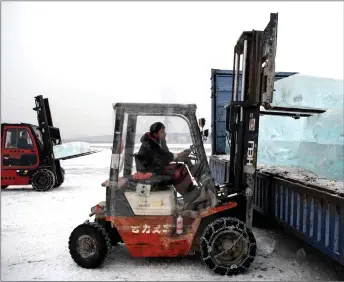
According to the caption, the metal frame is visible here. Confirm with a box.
[227,17,273,229]
[32,95,62,169]
[106,102,217,217]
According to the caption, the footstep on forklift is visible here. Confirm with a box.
[1,95,99,191]
[68,13,325,275]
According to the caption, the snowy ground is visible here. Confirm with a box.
[1,147,344,281]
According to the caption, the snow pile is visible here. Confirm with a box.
[257,74,344,181]
[53,142,92,159]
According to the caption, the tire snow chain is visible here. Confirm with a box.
[200,217,256,274]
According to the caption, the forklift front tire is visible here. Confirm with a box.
[31,169,56,192]
[69,222,112,269]
[200,217,256,276]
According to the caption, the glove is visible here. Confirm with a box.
[177,151,188,159]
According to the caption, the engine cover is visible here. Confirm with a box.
[125,186,176,216]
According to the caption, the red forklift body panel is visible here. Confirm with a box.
[1,125,41,186]
[1,170,31,186]
[107,202,237,258]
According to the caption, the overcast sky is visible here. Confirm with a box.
[1,1,343,139]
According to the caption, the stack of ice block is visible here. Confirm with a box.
[53,142,92,159]
[257,74,344,181]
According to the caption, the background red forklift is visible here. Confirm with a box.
[1,95,98,191]
[68,13,325,275]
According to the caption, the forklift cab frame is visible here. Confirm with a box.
[105,103,218,217]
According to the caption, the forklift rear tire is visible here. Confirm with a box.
[69,222,112,269]
[31,169,56,192]
[1,185,9,189]
[200,217,256,276]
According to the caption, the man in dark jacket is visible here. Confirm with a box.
[136,122,190,174]
[136,122,218,214]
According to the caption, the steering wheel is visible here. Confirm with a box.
[175,145,198,164]
[190,144,197,156]
[186,145,198,162]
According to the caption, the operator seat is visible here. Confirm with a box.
[132,153,194,195]
[123,153,176,216]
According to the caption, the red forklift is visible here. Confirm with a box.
[67,13,325,275]
[1,95,99,191]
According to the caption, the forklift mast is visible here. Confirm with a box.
[228,13,278,194]
[227,13,325,228]
[33,95,62,166]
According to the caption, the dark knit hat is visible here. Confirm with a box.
[149,122,165,134]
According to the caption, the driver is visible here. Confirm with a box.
[136,122,190,174]
[18,131,33,149]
